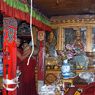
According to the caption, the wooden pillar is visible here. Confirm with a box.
[56,26,64,50]
[32,26,38,45]
[86,26,92,52]
[37,31,45,93]
[3,17,17,95]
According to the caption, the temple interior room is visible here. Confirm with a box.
[0,0,95,95]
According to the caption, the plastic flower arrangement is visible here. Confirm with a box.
[58,43,89,70]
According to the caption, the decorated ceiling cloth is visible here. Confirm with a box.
[0,0,51,31]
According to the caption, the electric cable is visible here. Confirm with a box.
[27,0,34,65]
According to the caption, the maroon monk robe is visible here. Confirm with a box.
[17,49,38,95]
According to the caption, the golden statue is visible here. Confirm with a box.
[46,31,57,57]
[74,30,84,50]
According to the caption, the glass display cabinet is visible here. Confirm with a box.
[45,15,95,84]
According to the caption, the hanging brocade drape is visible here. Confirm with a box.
[0,0,51,31]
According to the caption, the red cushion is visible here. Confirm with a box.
[81,82,95,95]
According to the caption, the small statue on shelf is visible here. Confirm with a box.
[74,35,84,51]
[73,31,89,70]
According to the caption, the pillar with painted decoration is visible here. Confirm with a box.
[3,17,17,95]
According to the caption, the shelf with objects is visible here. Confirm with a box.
[44,15,95,94]
[45,30,60,84]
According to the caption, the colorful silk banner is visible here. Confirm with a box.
[3,17,17,95]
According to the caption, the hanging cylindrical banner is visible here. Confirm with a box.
[38,31,45,80]
[38,31,45,92]
[3,17,17,95]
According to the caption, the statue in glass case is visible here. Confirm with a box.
[73,31,89,70]
[46,31,57,57]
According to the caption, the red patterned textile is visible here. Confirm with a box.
[17,49,38,95]
[81,82,95,95]
[3,17,17,95]
[38,41,45,80]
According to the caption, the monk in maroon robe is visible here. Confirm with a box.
[17,38,38,95]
